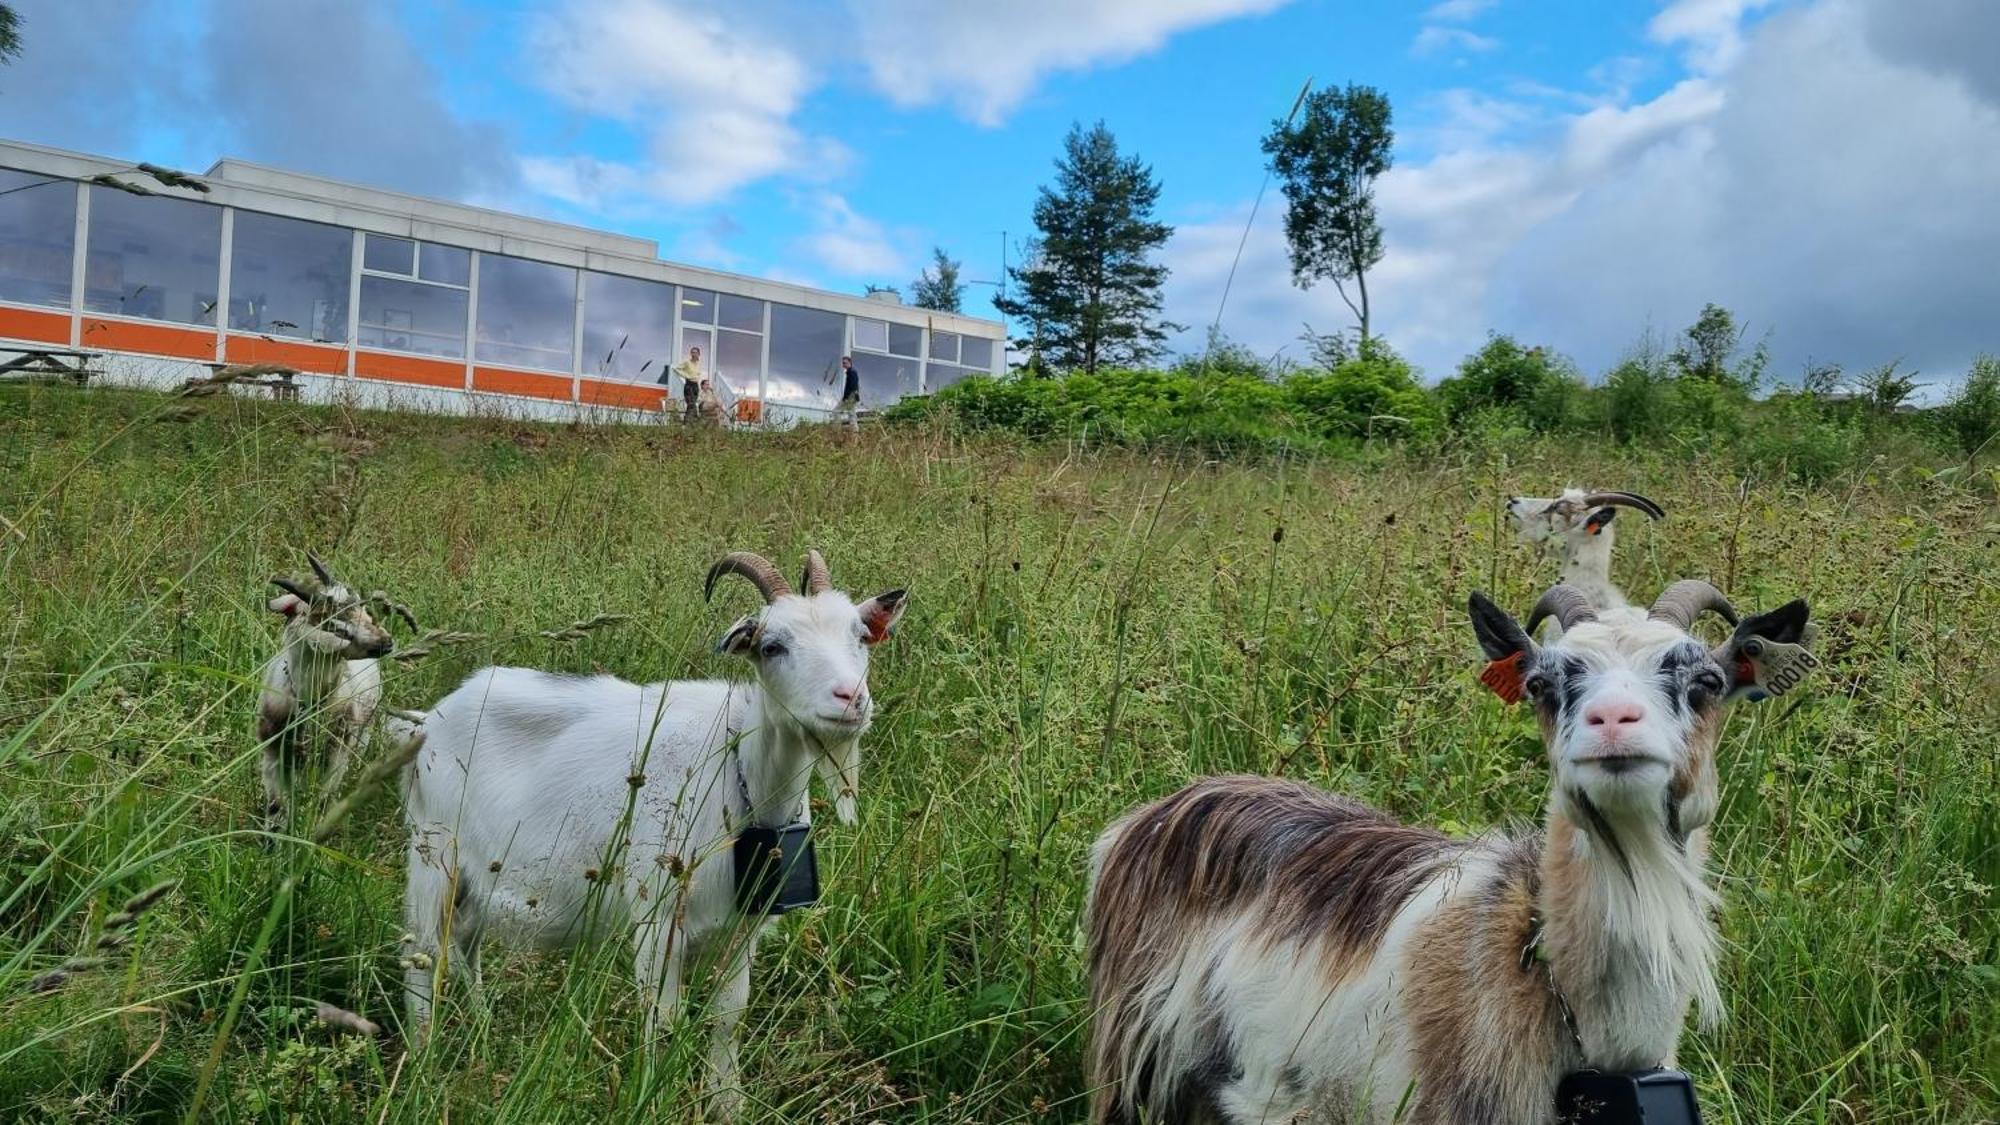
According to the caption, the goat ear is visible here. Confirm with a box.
[1583,507,1616,536]
[716,616,761,658]
[1469,592,1535,704]
[1718,598,1816,702]
[858,589,907,646]
[268,594,305,616]
[302,628,350,654]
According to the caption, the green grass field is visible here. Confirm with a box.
[1,384,1994,1123]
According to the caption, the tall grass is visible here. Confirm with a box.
[0,384,1994,1122]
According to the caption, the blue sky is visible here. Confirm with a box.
[4,0,1996,387]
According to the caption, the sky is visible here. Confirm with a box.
[2,0,1995,389]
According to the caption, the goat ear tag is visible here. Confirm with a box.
[1728,637,1818,702]
[1479,651,1528,704]
[268,594,304,616]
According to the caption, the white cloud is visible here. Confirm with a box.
[849,0,1292,126]
[1412,25,1501,58]
[523,0,841,207]
[1647,0,1779,74]
[793,193,913,279]
[1424,0,1498,20]
[1166,0,2000,388]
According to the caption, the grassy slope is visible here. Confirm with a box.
[0,384,1993,1123]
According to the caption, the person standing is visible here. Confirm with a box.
[834,355,861,431]
[671,345,704,423]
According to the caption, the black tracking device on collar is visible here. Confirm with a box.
[733,823,819,915]
[1557,1068,1702,1124]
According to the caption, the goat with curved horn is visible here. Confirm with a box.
[704,552,793,604]
[801,549,832,596]
[1648,579,1739,631]
[1524,584,1598,636]
[307,551,338,586]
[271,576,318,602]
[1580,490,1666,520]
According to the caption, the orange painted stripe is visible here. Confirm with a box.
[80,317,217,360]
[579,379,668,410]
[225,334,348,375]
[0,305,74,346]
[355,349,465,389]
[473,367,574,402]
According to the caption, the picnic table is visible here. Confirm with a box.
[194,361,301,400]
[0,348,96,383]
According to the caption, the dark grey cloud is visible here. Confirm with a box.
[0,0,513,201]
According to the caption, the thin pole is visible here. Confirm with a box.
[1209,77,1312,356]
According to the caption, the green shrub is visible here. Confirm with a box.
[1433,334,1581,433]
[1943,355,2000,458]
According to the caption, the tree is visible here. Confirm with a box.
[1672,303,1744,384]
[1433,334,1577,430]
[1854,361,1921,413]
[0,4,20,65]
[1262,84,1394,343]
[995,121,1176,375]
[909,247,964,313]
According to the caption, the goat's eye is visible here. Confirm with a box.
[1523,673,1549,698]
[758,640,786,659]
[1692,669,1726,696]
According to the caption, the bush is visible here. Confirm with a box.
[1433,334,1581,432]
[1942,355,2000,457]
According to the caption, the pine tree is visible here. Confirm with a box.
[909,248,964,313]
[996,122,1176,375]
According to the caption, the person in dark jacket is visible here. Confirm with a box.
[834,355,861,430]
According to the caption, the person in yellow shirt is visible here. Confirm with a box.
[670,345,703,422]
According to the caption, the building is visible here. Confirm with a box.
[0,139,1005,422]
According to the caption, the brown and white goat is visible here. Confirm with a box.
[1507,489,1665,613]
[1085,580,1813,1124]
[257,553,395,831]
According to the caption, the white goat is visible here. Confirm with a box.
[399,550,906,1116]
[1085,580,1813,1124]
[258,553,395,831]
[1506,489,1665,613]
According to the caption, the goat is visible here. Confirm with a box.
[1506,489,1665,613]
[399,550,906,1117]
[258,553,394,832]
[1085,580,1813,1124]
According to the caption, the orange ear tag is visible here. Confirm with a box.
[1479,651,1528,703]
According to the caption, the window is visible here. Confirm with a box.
[364,234,414,274]
[715,329,761,398]
[961,336,994,371]
[583,271,674,382]
[850,353,920,404]
[359,232,470,358]
[475,253,576,372]
[680,287,715,324]
[853,317,888,353]
[888,323,922,358]
[717,293,762,332]
[358,277,468,358]
[765,303,845,406]
[927,364,978,393]
[0,170,77,308]
[930,330,960,365]
[228,211,351,343]
[83,186,222,325]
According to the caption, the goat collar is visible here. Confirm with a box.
[727,721,807,830]
[1522,909,1586,1058]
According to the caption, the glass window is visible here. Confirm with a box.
[420,243,470,286]
[927,363,977,393]
[358,275,468,358]
[680,287,714,324]
[715,329,761,398]
[961,336,994,370]
[0,170,77,308]
[583,270,675,382]
[853,317,888,353]
[364,234,415,275]
[680,327,713,385]
[888,322,922,358]
[83,186,221,325]
[475,253,576,372]
[851,352,919,406]
[765,303,845,406]
[930,330,960,364]
[228,211,351,343]
[717,293,762,332]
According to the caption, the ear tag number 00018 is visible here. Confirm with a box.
[733,823,820,915]
[1556,1068,1701,1125]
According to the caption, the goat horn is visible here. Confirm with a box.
[801,549,831,596]
[271,576,316,601]
[1580,491,1666,520]
[306,552,337,585]
[1524,585,1598,636]
[1647,579,1738,631]
[704,552,792,604]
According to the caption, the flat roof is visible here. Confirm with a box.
[0,137,1003,337]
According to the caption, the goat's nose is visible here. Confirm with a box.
[831,684,859,704]
[1583,699,1645,728]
